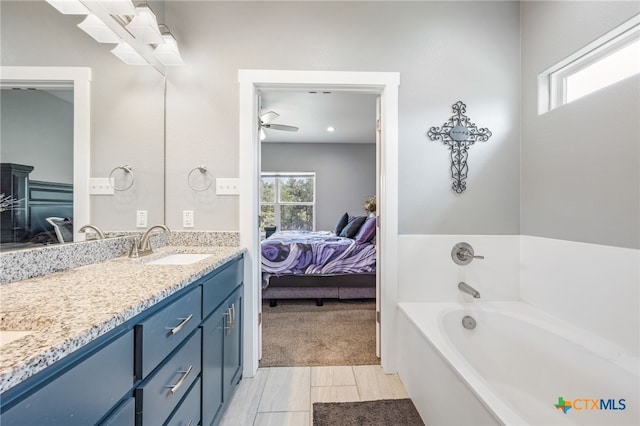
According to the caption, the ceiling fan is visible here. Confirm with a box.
[259,111,298,140]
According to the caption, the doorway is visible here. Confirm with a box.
[239,70,400,377]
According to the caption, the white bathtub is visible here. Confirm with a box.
[397,302,639,425]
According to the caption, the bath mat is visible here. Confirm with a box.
[260,299,379,367]
[313,398,424,426]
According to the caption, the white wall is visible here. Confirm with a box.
[520,1,640,249]
[398,235,520,302]
[163,1,521,235]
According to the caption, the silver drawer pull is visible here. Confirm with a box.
[165,365,193,395]
[166,314,193,337]
[224,308,232,334]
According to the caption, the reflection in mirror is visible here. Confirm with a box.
[0,67,91,252]
[1,1,166,251]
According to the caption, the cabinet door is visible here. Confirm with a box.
[201,303,225,426]
[223,285,243,403]
[1,330,133,426]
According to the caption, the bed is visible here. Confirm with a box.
[261,214,377,306]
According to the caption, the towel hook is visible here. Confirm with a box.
[108,165,134,191]
[187,165,213,191]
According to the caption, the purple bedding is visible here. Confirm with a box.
[261,230,376,276]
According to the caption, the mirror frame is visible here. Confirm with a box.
[0,66,91,241]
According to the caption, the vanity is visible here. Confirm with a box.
[0,245,245,426]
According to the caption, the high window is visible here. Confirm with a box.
[260,172,316,231]
[539,15,639,114]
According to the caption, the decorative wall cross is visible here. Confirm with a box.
[427,101,492,194]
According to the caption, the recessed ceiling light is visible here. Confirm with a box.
[327,126,335,132]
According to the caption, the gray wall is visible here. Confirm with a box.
[164,1,521,235]
[1,90,73,183]
[520,1,640,249]
[1,1,165,231]
[261,143,376,231]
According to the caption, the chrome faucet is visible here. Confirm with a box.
[452,242,484,265]
[458,281,481,298]
[138,224,170,255]
[79,224,106,239]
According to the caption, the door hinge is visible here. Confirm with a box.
[258,312,262,325]
[376,311,381,323]
[376,119,381,132]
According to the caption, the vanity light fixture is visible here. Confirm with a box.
[45,0,89,15]
[126,4,163,44]
[111,42,147,65]
[77,13,121,43]
[153,26,184,66]
[327,126,335,132]
[101,0,136,16]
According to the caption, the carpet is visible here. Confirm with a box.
[313,399,425,426]
[260,299,379,367]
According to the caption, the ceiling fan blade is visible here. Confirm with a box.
[264,123,299,132]
[260,111,279,124]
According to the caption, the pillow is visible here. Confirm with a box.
[339,216,367,238]
[354,217,376,243]
[334,212,349,235]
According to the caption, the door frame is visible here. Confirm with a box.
[239,69,400,377]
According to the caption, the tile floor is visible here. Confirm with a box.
[219,365,409,426]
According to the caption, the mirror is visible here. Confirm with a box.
[0,1,166,251]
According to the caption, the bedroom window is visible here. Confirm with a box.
[539,15,639,114]
[260,172,316,231]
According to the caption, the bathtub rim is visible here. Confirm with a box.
[397,301,640,426]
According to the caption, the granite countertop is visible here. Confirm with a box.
[0,245,245,394]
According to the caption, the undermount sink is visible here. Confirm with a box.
[144,253,213,265]
[0,330,33,348]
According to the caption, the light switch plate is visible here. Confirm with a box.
[89,178,114,195]
[216,178,240,195]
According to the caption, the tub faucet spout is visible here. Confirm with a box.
[458,281,480,298]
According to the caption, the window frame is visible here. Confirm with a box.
[260,171,316,231]
[539,14,640,114]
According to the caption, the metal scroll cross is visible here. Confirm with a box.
[427,101,492,194]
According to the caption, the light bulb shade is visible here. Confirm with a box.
[46,0,89,15]
[126,6,163,44]
[101,0,135,16]
[111,42,148,65]
[78,14,120,43]
[153,34,184,65]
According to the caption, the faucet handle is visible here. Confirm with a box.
[129,236,140,258]
[452,242,484,265]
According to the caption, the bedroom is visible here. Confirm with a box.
[259,90,380,366]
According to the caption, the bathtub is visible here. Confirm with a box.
[397,302,639,425]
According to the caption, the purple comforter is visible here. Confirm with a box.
[261,230,376,275]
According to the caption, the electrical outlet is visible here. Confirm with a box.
[136,210,148,228]
[216,178,240,195]
[89,178,114,195]
[183,210,194,228]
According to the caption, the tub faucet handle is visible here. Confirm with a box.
[452,242,484,265]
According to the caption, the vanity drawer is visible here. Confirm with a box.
[136,329,201,426]
[136,286,201,379]
[165,376,201,426]
[1,330,133,426]
[202,257,243,317]
[100,397,135,426]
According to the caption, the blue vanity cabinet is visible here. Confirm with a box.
[0,253,244,426]
[201,257,244,426]
[0,330,134,426]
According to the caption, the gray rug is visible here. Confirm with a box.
[313,399,425,426]
[260,299,379,367]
